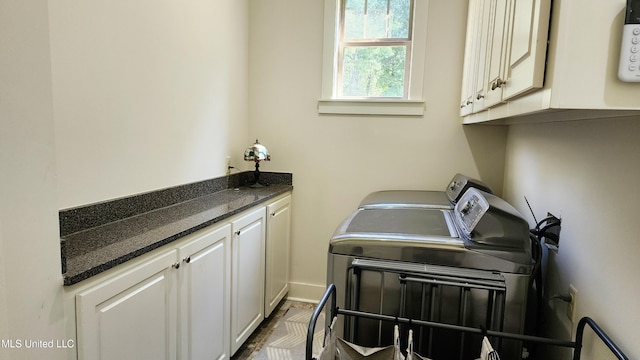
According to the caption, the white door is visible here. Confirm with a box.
[460,0,485,115]
[484,0,511,107]
[502,0,551,100]
[230,207,266,354]
[265,195,291,317]
[178,224,231,360]
[472,0,493,113]
[76,250,178,360]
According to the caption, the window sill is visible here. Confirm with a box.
[317,99,425,116]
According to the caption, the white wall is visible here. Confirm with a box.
[49,0,251,209]
[0,1,66,359]
[1,1,251,359]
[248,0,508,300]
[17,1,636,359]
[44,0,508,306]
[503,118,640,359]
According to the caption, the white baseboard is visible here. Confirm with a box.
[286,281,327,303]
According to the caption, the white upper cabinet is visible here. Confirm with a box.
[460,0,486,115]
[483,0,512,108]
[463,0,640,124]
[502,0,550,100]
[461,0,551,117]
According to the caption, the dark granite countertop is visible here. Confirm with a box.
[61,172,292,286]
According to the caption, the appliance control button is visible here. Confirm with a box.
[460,202,471,215]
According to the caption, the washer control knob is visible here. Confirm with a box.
[460,202,471,215]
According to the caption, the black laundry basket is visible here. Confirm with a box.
[306,284,629,360]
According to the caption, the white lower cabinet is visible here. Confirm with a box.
[73,194,290,360]
[264,194,291,317]
[75,250,179,360]
[230,207,266,355]
[75,224,231,360]
[178,224,231,360]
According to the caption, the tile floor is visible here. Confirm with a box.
[231,300,316,360]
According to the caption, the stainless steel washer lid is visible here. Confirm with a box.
[358,173,493,210]
[358,190,451,210]
[330,208,466,257]
[341,208,456,236]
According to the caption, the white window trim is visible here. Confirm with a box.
[318,0,428,116]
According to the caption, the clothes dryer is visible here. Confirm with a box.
[358,173,493,210]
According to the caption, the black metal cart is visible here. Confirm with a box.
[306,284,629,360]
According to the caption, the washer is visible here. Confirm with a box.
[328,188,534,359]
[358,173,493,210]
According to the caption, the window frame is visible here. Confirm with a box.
[319,0,428,116]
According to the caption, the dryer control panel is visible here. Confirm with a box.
[454,188,530,249]
[455,190,489,234]
[445,173,493,204]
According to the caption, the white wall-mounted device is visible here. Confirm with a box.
[619,0,640,82]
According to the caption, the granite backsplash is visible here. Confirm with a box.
[60,171,292,285]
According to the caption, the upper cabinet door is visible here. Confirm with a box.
[483,0,511,108]
[460,0,551,116]
[473,0,494,113]
[502,0,552,100]
[460,0,484,115]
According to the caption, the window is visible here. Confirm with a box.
[339,0,413,98]
[319,0,428,115]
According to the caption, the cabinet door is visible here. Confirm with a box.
[178,224,231,360]
[265,195,291,317]
[502,0,551,100]
[76,251,178,360]
[230,207,266,355]
[460,0,489,116]
[472,0,493,113]
[483,0,511,107]
[460,0,484,115]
